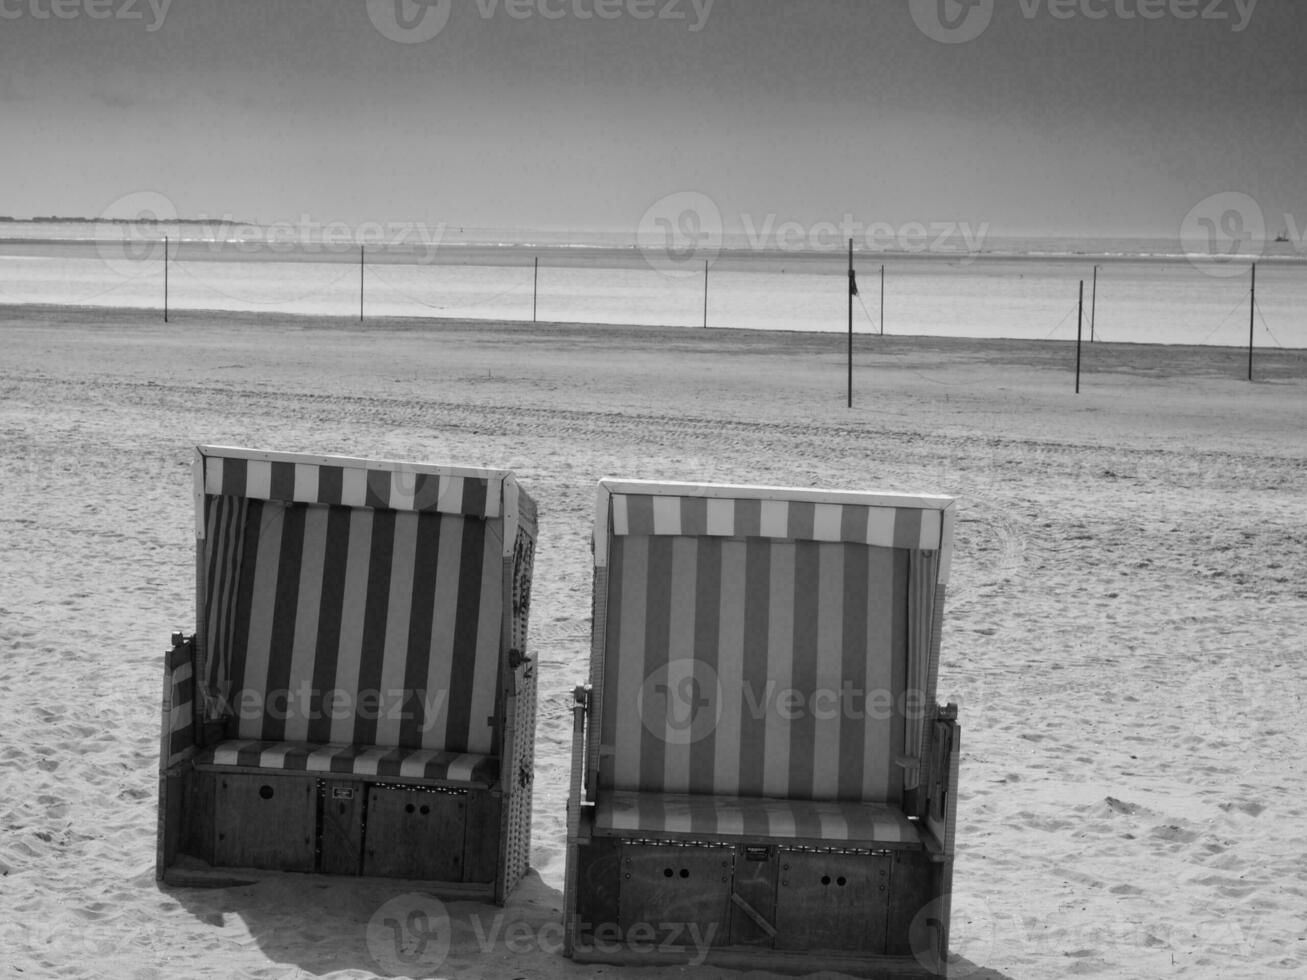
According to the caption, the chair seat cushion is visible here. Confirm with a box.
[196,740,498,786]
[593,791,921,846]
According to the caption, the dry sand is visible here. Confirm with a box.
[1,305,1304,979]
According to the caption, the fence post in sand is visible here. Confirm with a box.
[163,236,168,324]
[847,239,854,408]
[1247,262,1255,381]
[703,259,708,329]
[359,245,364,322]
[1075,279,1084,394]
[1090,264,1097,342]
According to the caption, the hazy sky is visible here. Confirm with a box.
[2,0,1304,238]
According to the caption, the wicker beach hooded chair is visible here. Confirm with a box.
[564,479,960,976]
[157,446,538,902]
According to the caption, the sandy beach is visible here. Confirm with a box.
[1,304,1304,979]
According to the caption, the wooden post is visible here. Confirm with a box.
[359,245,364,322]
[879,263,885,336]
[703,259,708,328]
[1248,262,1256,381]
[533,255,538,322]
[1075,279,1084,394]
[847,239,853,408]
[163,235,169,323]
[1090,264,1098,342]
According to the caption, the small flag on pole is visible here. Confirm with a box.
[849,268,858,296]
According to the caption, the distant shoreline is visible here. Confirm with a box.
[4,302,1305,361]
[2,218,1302,267]
[1,236,1301,269]
[0,216,254,225]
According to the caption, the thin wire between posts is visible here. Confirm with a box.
[1043,302,1080,340]
[167,257,359,310]
[1255,297,1286,348]
[362,264,532,314]
[855,291,877,330]
[1198,294,1253,345]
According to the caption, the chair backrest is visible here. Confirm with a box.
[194,447,536,756]
[591,481,954,805]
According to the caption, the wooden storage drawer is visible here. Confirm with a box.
[617,843,734,948]
[363,785,469,881]
[774,848,893,953]
[212,773,318,872]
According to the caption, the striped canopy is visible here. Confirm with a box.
[194,447,533,757]
[593,480,952,805]
[202,451,502,518]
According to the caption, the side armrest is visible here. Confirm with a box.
[923,703,960,860]
[567,685,592,841]
[160,631,198,770]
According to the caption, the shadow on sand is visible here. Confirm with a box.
[163,870,1018,979]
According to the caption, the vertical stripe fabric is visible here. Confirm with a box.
[201,498,502,753]
[599,534,909,803]
[902,550,940,790]
[164,641,195,766]
[203,494,249,711]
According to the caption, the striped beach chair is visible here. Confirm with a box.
[157,446,538,901]
[564,480,960,975]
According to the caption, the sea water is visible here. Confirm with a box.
[0,222,1303,348]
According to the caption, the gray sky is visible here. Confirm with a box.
[2,0,1303,237]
